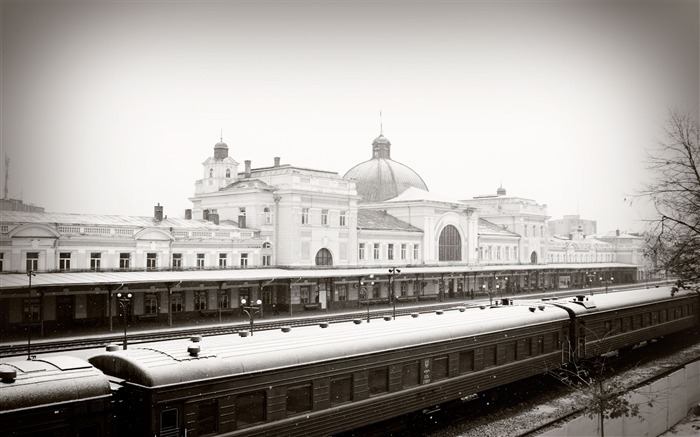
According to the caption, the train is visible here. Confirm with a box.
[1,286,698,437]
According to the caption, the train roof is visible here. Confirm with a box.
[551,286,697,315]
[89,303,570,388]
[0,356,111,412]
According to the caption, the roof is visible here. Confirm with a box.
[89,303,570,387]
[0,211,239,231]
[357,209,422,232]
[478,218,520,237]
[0,356,111,411]
[344,158,428,203]
[384,187,464,205]
[552,286,696,315]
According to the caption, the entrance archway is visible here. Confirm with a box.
[315,248,333,266]
[438,225,461,261]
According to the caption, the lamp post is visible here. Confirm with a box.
[26,269,36,360]
[482,283,493,305]
[388,268,401,320]
[359,275,374,323]
[116,292,133,350]
[241,298,262,336]
[600,276,614,294]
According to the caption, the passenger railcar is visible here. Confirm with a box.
[89,303,572,437]
[0,356,112,436]
[552,287,699,360]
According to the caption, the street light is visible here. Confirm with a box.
[359,275,374,323]
[116,292,133,350]
[482,283,493,305]
[388,268,401,320]
[26,269,36,360]
[241,298,262,336]
[600,276,614,294]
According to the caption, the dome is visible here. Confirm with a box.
[213,140,229,160]
[344,134,428,203]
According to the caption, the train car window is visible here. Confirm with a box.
[433,356,449,380]
[552,332,560,350]
[236,391,266,428]
[505,342,516,362]
[483,346,497,368]
[536,336,545,355]
[403,362,421,387]
[660,309,667,323]
[368,368,388,396]
[459,351,474,373]
[643,313,650,327]
[160,408,178,436]
[633,314,642,330]
[287,383,313,415]
[197,399,218,435]
[330,376,353,406]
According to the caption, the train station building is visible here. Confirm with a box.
[0,131,641,333]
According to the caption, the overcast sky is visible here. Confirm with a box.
[1,1,698,234]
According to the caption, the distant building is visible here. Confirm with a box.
[549,214,597,238]
[0,198,45,213]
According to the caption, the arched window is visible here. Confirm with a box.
[438,225,461,261]
[530,251,538,264]
[209,168,214,178]
[225,169,231,178]
[262,242,271,249]
[315,248,333,266]
[264,207,272,224]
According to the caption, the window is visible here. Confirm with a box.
[330,376,353,406]
[119,253,130,270]
[0,252,3,271]
[335,284,348,301]
[160,409,178,436]
[373,243,380,260]
[226,169,231,178]
[387,244,394,260]
[339,211,346,227]
[194,291,208,311]
[219,253,227,268]
[219,291,230,309]
[264,207,272,225]
[438,225,461,261]
[536,336,545,354]
[401,244,407,260]
[236,391,266,428]
[459,351,474,373]
[146,253,157,270]
[171,293,183,312]
[520,338,532,358]
[26,252,39,272]
[197,253,205,269]
[358,243,365,260]
[197,400,217,435]
[172,253,182,269]
[403,362,420,388]
[59,252,71,271]
[286,383,313,415]
[496,246,501,260]
[315,248,333,266]
[483,346,497,368]
[505,342,516,362]
[478,247,483,260]
[240,253,248,268]
[321,209,328,225]
[90,252,101,271]
[23,298,39,322]
[300,286,311,304]
[413,244,419,260]
[301,208,309,225]
[145,294,158,315]
[433,356,449,380]
[368,368,388,396]
[524,225,528,236]
[262,255,271,266]
[209,168,213,178]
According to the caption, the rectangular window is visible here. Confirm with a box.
[286,383,313,415]
[301,207,309,225]
[119,253,130,270]
[300,285,310,304]
[90,252,101,271]
[240,253,248,268]
[387,244,394,260]
[321,209,328,225]
[197,253,205,269]
[358,243,365,260]
[146,253,157,270]
[433,356,449,380]
[537,336,545,354]
[373,243,380,260]
[160,409,178,436]
[194,291,208,311]
[496,246,501,260]
[520,338,532,358]
[339,211,347,227]
[26,252,39,272]
[145,294,158,315]
[262,255,271,266]
[219,253,227,268]
[524,225,529,236]
[400,244,407,260]
[505,341,516,362]
[368,368,388,396]
[335,284,348,301]
[403,362,420,388]
[236,391,266,428]
[330,376,353,406]
[0,252,4,271]
[219,291,230,309]
[171,293,183,313]
[552,332,560,350]
[459,351,474,373]
[59,252,71,271]
[197,400,218,435]
[172,253,182,269]
[413,244,420,260]
[23,298,40,322]
[483,346,497,368]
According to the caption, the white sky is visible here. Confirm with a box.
[1,1,698,234]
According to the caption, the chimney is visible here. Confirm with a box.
[185,209,192,219]
[209,213,219,225]
[616,229,620,237]
[154,203,164,221]
[244,160,251,178]
[203,209,210,220]
[274,157,280,167]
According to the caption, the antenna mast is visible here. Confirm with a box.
[3,154,8,200]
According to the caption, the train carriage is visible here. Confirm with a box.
[552,287,699,360]
[0,356,112,437]
[89,304,572,437]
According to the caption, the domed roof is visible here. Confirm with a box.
[214,141,228,149]
[344,134,428,203]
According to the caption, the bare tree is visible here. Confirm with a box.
[641,109,700,281]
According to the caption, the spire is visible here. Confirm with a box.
[380,110,383,136]
[220,129,223,143]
